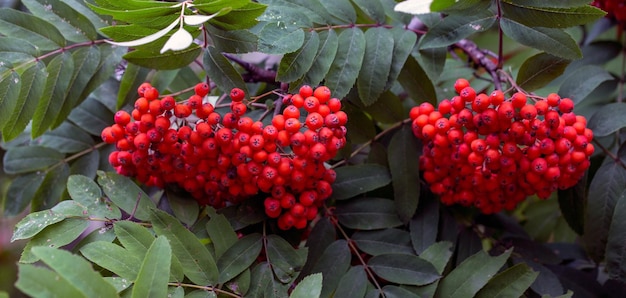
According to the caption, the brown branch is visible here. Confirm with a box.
[222,53,277,84]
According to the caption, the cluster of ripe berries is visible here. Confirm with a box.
[101,82,347,230]
[592,0,626,27]
[410,79,594,214]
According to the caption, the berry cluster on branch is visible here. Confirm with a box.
[101,83,347,230]
[410,79,594,214]
[592,0,626,27]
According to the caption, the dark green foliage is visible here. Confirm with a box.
[2,0,624,297]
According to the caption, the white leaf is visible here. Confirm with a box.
[183,12,220,26]
[106,18,180,47]
[160,28,193,54]
[394,0,433,15]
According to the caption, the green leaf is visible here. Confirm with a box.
[31,162,70,211]
[71,226,116,253]
[53,46,102,127]
[97,171,156,221]
[257,2,313,27]
[369,253,440,286]
[476,263,538,298]
[11,199,87,241]
[88,4,178,23]
[203,47,248,94]
[311,240,351,298]
[209,2,267,31]
[206,208,238,258]
[20,218,89,263]
[397,56,437,103]
[352,229,414,256]
[384,285,421,298]
[516,52,571,92]
[386,27,417,89]
[357,90,405,124]
[357,27,394,106]
[266,234,306,282]
[69,149,100,179]
[257,22,305,55]
[336,197,403,230]
[605,190,626,282]
[558,173,587,235]
[124,45,203,70]
[277,31,320,83]
[2,62,47,141]
[0,36,39,59]
[36,122,94,153]
[508,0,594,7]
[436,249,512,298]
[114,220,155,256]
[80,241,142,280]
[0,8,65,51]
[226,269,251,296]
[300,218,336,280]
[132,236,171,298]
[588,103,626,137]
[32,52,75,137]
[3,172,45,217]
[0,70,21,130]
[218,233,263,284]
[583,160,626,262]
[32,246,118,297]
[117,63,150,110]
[319,0,356,23]
[343,102,376,143]
[324,28,365,100]
[295,29,339,89]
[68,94,115,136]
[558,65,613,104]
[165,190,200,227]
[420,241,454,274]
[388,125,421,222]
[333,266,367,298]
[3,146,63,175]
[290,273,322,298]
[352,0,386,23]
[332,164,391,200]
[206,26,257,53]
[78,45,125,105]
[107,277,132,293]
[149,208,219,285]
[410,196,440,254]
[22,0,97,42]
[499,18,581,60]
[420,12,496,49]
[60,0,109,30]
[16,264,85,297]
[501,1,606,28]
[248,262,287,298]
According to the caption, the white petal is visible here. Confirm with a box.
[160,28,193,54]
[106,18,180,47]
[394,0,433,15]
[183,12,220,26]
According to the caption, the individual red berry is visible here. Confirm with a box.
[144,87,159,101]
[299,85,313,98]
[313,86,331,103]
[194,82,211,96]
[454,78,470,93]
[230,88,245,102]
[114,111,131,126]
[547,93,560,107]
[558,98,574,113]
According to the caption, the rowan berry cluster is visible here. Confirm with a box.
[101,83,347,230]
[592,0,626,27]
[410,79,594,214]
